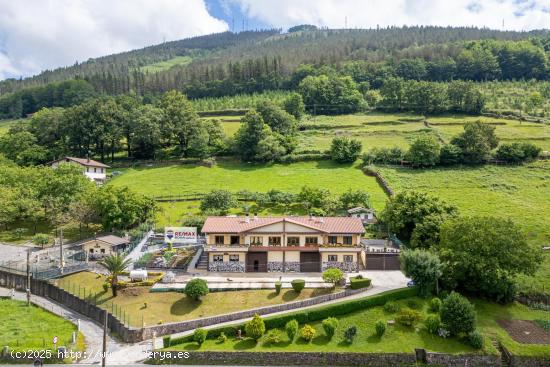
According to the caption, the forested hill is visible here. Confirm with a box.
[0,26,548,119]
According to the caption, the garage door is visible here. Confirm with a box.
[246,252,267,272]
[300,252,320,272]
[365,253,400,270]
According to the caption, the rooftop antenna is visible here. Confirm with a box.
[242,18,245,32]
[502,18,505,30]
[345,16,348,29]
[232,17,235,33]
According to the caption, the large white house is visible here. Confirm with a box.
[50,157,110,184]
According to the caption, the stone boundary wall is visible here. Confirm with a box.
[509,355,550,367]
[147,351,501,366]
[0,269,364,342]
[362,166,394,196]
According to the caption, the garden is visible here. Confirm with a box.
[134,246,197,270]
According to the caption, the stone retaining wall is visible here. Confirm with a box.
[509,355,550,367]
[207,261,245,272]
[147,351,501,366]
[322,261,357,272]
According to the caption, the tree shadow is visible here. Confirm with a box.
[233,338,257,350]
[282,290,300,302]
[170,296,201,315]
[311,335,330,346]
[182,343,200,351]
[267,291,279,300]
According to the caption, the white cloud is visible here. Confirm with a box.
[230,0,550,31]
[0,0,228,80]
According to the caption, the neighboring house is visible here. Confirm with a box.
[347,207,377,224]
[50,156,110,184]
[81,235,129,259]
[201,215,366,273]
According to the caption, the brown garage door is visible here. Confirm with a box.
[246,252,267,272]
[365,253,401,270]
[300,252,320,272]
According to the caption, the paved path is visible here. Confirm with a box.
[127,230,154,270]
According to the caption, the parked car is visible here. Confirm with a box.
[407,280,416,287]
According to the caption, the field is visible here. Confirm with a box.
[0,298,81,350]
[0,118,27,135]
[109,160,388,210]
[55,272,335,328]
[140,56,192,73]
[167,296,549,356]
[0,220,100,245]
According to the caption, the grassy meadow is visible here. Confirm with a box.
[139,56,192,73]
[0,118,27,136]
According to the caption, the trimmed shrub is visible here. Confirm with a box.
[162,336,171,348]
[285,319,299,341]
[264,329,282,345]
[350,277,371,289]
[193,328,207,345]
[102,283,110,292]
[468,330,484,349]
[424,314,441,335]
[440,292,476,336]
[429,297,442,313]
[275,281,282,294]
[291,279,306,293]
[300,324,316,342]
[322,268,344,287]
[245,314,266,341]
[322,317,339,339]
[383,301,400,313]
[185,278,209,301]
[344,326,357,343]
[217,332,227,343]
[396,308,422,327]
[375,320,386,337]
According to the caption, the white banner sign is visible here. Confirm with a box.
[164,227,197,244]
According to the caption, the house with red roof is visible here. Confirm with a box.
[50,157,110,184]
[201,215,366,273]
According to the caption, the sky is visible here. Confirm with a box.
[0,0,549,80]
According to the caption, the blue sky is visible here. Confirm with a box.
[0,0,548,80]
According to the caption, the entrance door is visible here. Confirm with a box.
[246,252,267,272]
[300,252,321,272]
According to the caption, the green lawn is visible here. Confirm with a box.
[109,160,388,211]
[140,56,192,73]
[0,298,81,350]
[55,272,336,328]
[0,118,27,136]
[0,220,100,245]
[167,296,550,357]
[378,162,550,293]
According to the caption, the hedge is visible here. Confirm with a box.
[164,287,418,348]
[350,277,371,290]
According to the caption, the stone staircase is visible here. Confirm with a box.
[491,339,511,367]
[196,251,208,270]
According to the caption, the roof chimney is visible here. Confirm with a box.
[253,213,258,221]
[245,214,250,223]
[319,217,324,223]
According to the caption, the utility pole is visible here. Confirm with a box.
[26,248,31,306]
[59,228,64,273]
[102,309,108,367]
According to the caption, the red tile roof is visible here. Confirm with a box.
[51,157,110,168]
[201,216,365,234]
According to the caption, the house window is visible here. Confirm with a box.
[229,254,239,262]
[328,255,338,262]
[215,236,224,245]
[343,236,353,245]
[89,249,94,253]
[287,237,300,246]
[249,236,263,246]
[101,168,104,173]
[343,255,353,263]
[328,236,338,245]
[100,249,106,254]
[94,167,97,173]
[305,237,318,245]
[268,237,281,246]
[213,255,223,262]
[230,236,240,245]
[86,167,89,172]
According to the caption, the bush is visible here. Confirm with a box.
[162,336,171,348]
[185,278,209,301]
[383,301,400,313]
[468,330,484,349]
[275,281,282,294]
[245,314,266,341]
[424,314,441,335]
[375,320,386,337]
[193,328,207,345]
[429,297,442,313]
[291,279,306,293]
[330,137,362,163]
[322,317,339,339]
[285,319,299,341]
[343,326,357,343]
[350,277,371,289]
[396,308,422,327]
[407,299,420,309]
[300,324,316,342]
[322,268,344,287]
[217,332,227,343]
[102,283,110,292]
[440,292,476,336]
[264,329,282,345]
